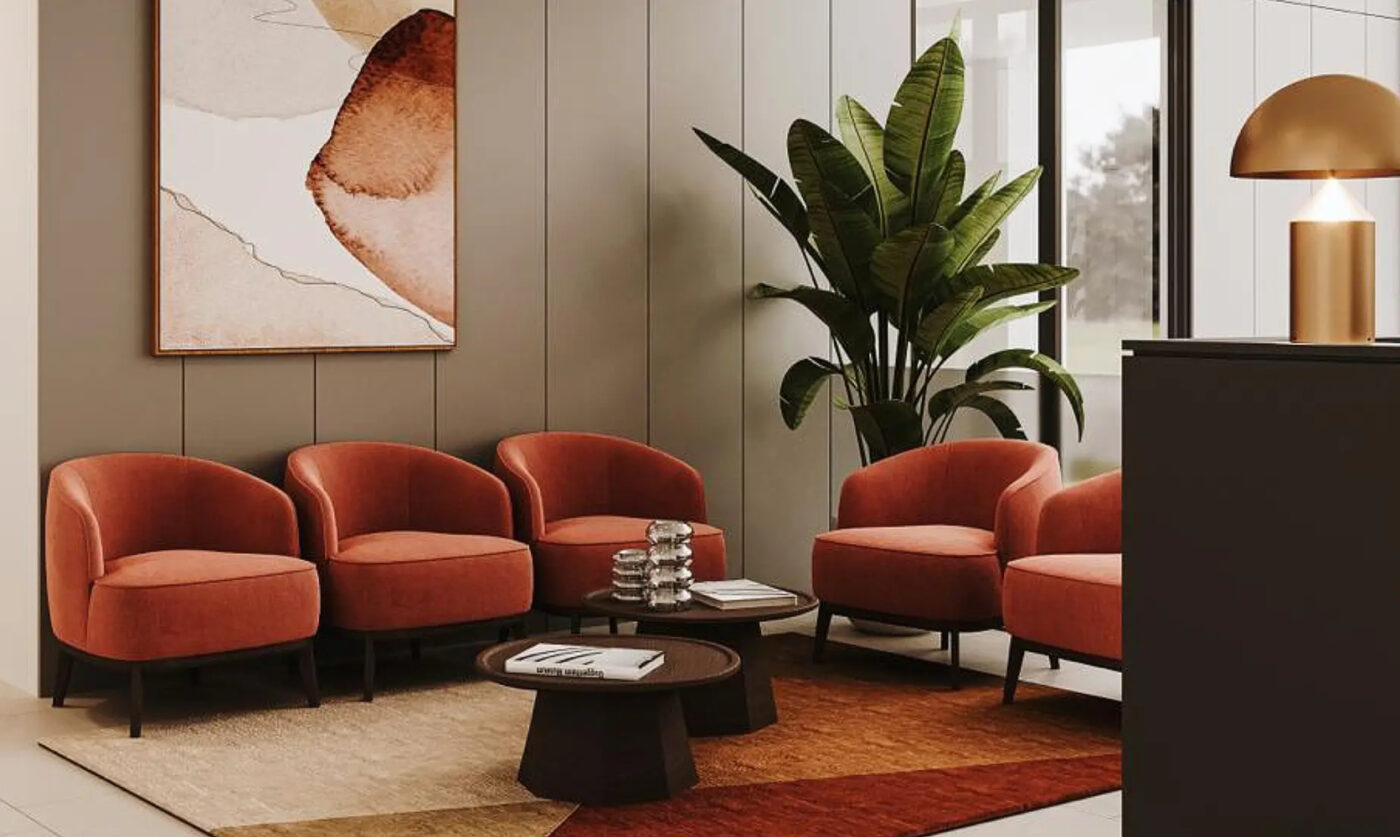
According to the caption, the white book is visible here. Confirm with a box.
[503,643,665,681]
[692,579,798,610]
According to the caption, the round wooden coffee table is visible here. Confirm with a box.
[582,587,818,736]
[476,635,739,806]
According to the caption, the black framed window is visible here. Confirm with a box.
[918,0,1190,476]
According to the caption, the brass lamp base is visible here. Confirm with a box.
[1290,219,1375,343]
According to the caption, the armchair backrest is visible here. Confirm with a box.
[495,432,708,543]
[1036,469,1122,555]
[285,442,511,557]
[837,439,1062,562]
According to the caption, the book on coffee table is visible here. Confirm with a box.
[503,643,665,681]
[691,579,799,610]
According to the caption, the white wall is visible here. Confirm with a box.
[0,0,40,696]
[1194,0,1400,338]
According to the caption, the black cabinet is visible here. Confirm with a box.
[1124,339,1400,836]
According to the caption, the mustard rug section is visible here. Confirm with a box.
[211,802,575,837]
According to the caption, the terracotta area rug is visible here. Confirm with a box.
[40,634,1120,836]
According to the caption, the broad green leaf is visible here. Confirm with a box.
[932,263,1079,310]
[849,400,924,461]
[965,349,1085,440]
[941,299,1057,359]
[960,395,1028,440]
[945,171,999,229]
[962,228,1000,270]
[751,283,875,360]
[780,357,842,430]
[913,286,983,356]
[931,150,966,225]
[927,380,1031,427]
[885,37,965,224]
[870,221,954,321]
[948,167,1042,273]
[787,119,882,301]
[695,128,809,244]
[836,95,909,236]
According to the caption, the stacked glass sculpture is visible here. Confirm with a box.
[642,520,694,612]
[610,548,648,603]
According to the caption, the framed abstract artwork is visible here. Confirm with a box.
[154,1,457,355]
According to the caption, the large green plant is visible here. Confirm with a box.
[695,31,1084,464]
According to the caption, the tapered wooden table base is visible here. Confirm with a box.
[582,588,818,736]
[476,636,740,806]
[519,689,695,805]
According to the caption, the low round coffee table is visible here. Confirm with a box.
[476,635,739,806]
[582,587,818,736]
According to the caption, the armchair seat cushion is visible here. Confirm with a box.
[811,525,1002,624]
[327,531,532,632]
[534,516,725,611]
[1003,553,1122,662]
[86,550,319,662]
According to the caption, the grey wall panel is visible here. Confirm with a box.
[648,0,745,575]
[438,0,547,464]
[546,0,649,440]
[314,355,436,447]
[742,0,833,591]
[37,0,183,478]
[183,357,314,482]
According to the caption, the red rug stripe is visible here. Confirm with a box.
[551,752,1122,836]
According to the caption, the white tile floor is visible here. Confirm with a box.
[0,615,1121,836]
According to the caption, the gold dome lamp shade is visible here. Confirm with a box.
[1231,74,1400,344]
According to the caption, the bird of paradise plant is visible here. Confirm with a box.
[695,28,1084,465]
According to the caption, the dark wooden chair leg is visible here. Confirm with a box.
[297,644,320,708]
[362,637,376,702]
[1004,638,1026,704]
[940,631,950,651]
[51,649,74,708]
[813,604,833,662]
[129,666,144,738]
[948,631,961,690]
[608,618,619,635]
[188,666,201,688]
[1048,654,1060,670]
[410,639,422,662]
[512,620,527,640]
[569,615,582,635]
[498,625,512,643]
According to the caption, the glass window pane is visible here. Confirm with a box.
[1061,0,1166,479]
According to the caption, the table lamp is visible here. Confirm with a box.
[1231,74,1400,343]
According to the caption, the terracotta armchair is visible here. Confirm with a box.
[46,454,320,737]
[286,442,532,700]
[811,439,1062,686]
[1002,469,1122,704]
[495,432,726,631]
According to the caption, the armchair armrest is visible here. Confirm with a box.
[1036,469,1122,555]
[188,460,300,558]
[993,449,1063,562]
[495,445,546,543]
[45,464,106,647]
[410,450,513,538]
[285,453,339,561]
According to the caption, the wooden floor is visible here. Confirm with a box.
[0,613,1121,837]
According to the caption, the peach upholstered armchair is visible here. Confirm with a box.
[285,441,533,700]
[495,432,726,632]
[46,454,321,737]
[811,439,1062,687]
[1002,469,1123,704]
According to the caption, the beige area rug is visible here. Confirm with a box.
[40,654,575,835]
[41,636,1119,836]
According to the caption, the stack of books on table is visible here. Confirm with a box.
[691,579,798,610]
[503,643,665,681]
